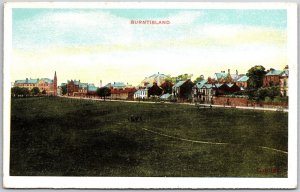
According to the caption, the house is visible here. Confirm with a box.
[213,69,243,83]
[263,66,289,96]
[105,82,127,90]
[67,80,79,96]
[226,83,241,93]
[199,84,216,104]
[14,71,57,96]
[140,72,168,87]
[263,69,283,87]
[236,75,249,89]
[67,80,91,97]
[134,88,149,99]
[87,84,98,97]
[106,82,135,100]
[280,69,288,97]
[172,79,194,101]
[192,79,207,102]
[111,87,136,100]
[215,83,229,95]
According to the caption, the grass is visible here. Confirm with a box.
[10,97,288,177]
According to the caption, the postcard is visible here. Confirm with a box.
[3,2,298,189]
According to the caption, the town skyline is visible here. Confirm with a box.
[12,64,286,87]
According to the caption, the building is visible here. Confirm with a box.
[140,72,168,87]
[87,84,98,97]
[67,80,90,97]
[263,66,289,96]
[280,70,288,97]
[105,82,135,100]
[172,79,194,101]
[263,69,283,87]
[105,82,127,90]
[236,75,249,89]
[199,84,216,104]
[111,87,136,100]
[66,80,79,96]
[134,88,149,99]
[14,71,58,96]
[192,79,207,102]
[213,69,243,83]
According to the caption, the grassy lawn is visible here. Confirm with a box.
[10,97,288,177]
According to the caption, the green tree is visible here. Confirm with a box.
[96,87,111,100]
[31,87,40,96]
[61,85,67,95]
[256,86,280,101]
[246,65,266,89]
[193,75,204,83]
[165,74,193,84]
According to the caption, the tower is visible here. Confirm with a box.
[53,71,57,96]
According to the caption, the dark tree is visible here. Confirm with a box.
[246,65,266,89]
[11,87,22,97]
[61,85,67,95]
[256,86,281,101]
[96,87,111,100]
[148,83,163,96]
[11,87,30,97]
[160,80,173,94]
[31,87,40,96]
[42,90,47,95]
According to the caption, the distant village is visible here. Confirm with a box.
[12,65,289,108]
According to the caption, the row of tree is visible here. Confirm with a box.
[11,87,47,97]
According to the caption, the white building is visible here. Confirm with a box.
[133,88,148,99]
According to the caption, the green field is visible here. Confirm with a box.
[10,97,288,177]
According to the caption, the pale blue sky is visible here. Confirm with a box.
[13,9,286,49]
[11,8,288,85]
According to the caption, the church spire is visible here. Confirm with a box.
[53,71,57,96]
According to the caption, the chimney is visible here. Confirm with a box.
[100,80,102,87]
[158,72,160,74]
[236,70,238,75]
[228,69,230,74]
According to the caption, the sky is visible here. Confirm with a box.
[11,8,287,86]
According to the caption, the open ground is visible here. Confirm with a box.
[10,97,288,177]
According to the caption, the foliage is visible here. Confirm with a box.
[61,85,67,95]
[165,73,193,83]
[255,86,281,101]
[160,80,173,94]
[11,87,30,97]
[246,65,266,89]
[31,87,40,96]
[96,87,111,100]
[42,90,47,95]
[264,96,272,102]
[193,75,204,83]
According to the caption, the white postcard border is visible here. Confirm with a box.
[3,2,298,189]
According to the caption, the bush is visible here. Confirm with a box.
[255,86,280,101]
[264,96,272,102]
[273,96,282,103]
